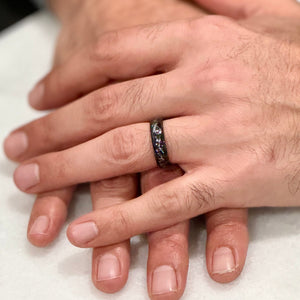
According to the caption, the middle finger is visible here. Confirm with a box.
[90,175,137,293]
[13,117,203,194]
[4,71,192,162]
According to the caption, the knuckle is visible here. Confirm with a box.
[190,62,243,100]
[107,127,138,166]
[156,233,187,253]
[205,66,233,96]
[50,152,70,179]
[192,64,222,86]
[122,80,145,112]
[91,31,120,62]
[211,221,248,237]
[258,141,280,164]
[34,118,60,151]
[97,175,136,190]
[255,135,289,166]
[123,77,166,112]
[150,187,187,218]
[205,64,233,84]
[85,88,117,125]
[139,22,169,43]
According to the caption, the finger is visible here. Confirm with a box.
[148,222,189,300]
[141,166,189,300]
[28,21,189,110]
[66,169,224,248]
[205,208,248,283]
[27,186,74,247]
[193,0,299,18]
[5,72,189,162]
[13,117,204,194]
[90,175,137,293]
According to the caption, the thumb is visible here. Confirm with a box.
[193,0,300,19]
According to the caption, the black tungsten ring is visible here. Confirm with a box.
[150,119,170,168]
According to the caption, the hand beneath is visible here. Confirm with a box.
[7,0,300,289]
[50,0,202,67]
[3,0,250,298]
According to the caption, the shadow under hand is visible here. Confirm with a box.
[67,184,92,221]
[189,216,206,259]
[130,234,148,270]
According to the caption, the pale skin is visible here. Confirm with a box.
[6,1,250,297]
[4,1,251,297]
[4,0,300,298]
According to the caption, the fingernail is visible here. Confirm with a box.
[29,216,50,235]
[14,163,40,191]
[212,247,236,274]
[70,222,98,244]
[4,132,28,158]
[152,265,177,295]
[96,253,121,281]
[29,82,44,107]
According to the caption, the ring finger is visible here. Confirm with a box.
[13,116,206,194]
[90,175,138,293]
[141,166,189,300]
[4,71,194,162]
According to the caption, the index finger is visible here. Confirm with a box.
[66,170,222,248]
[29,21,188,110]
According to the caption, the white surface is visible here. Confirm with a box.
[0,12,300,300]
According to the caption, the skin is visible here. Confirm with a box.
[8,0,300,297]
[50,0,204,67]
[32,1,249,293]
[5,0,250,298]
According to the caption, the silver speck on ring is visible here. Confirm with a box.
[150,119,170,168]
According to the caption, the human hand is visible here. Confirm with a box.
[49,0,202,67]
[7,0,300,258]
[7,8,299,258]
[8,2,300,248]
[4,0,250,297]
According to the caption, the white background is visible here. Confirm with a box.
[0,12,300,300]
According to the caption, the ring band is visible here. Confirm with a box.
[150,119,170,168]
